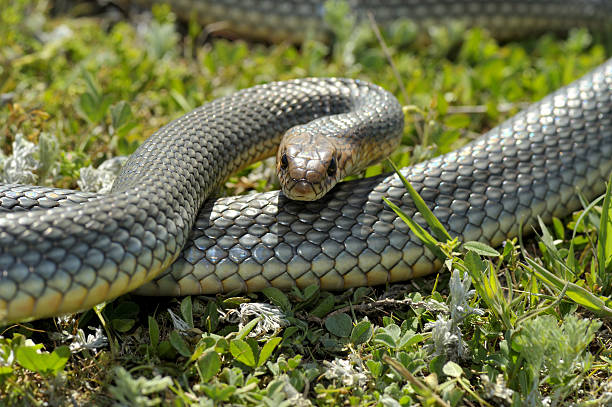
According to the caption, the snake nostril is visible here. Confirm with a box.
[327,157,337,177]
[281,153,288,169]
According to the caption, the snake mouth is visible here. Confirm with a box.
[286,179,319,201]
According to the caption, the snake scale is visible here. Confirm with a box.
[1,1,611,324]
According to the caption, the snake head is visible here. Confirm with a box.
[277,127,341,201]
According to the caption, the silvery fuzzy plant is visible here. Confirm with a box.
[78,156,128,193]
[0,132,59,184]
[424,269,484,361]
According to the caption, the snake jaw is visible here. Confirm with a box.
[288,180,319,200]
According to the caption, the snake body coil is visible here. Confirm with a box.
[0,79,403,323]
[144,60,612,296]
[1,2,612,323]
[135,0,612,41]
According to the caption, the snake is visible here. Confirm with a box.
[1,2,611,324]
[131,0,612,42]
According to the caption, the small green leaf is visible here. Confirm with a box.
[115,121,138,139]
[464,241,500,257]
[230,339,257,367]
[111,319,135,333]
[214,337,230,354]
[117,137,139,155]
[434,129,461,154]
[443,361,463,378]
[552,217,565,240]
[262,287,291,312]
[0,365,13,376]
[16,346,70,376]
[198,349,221,382]
[398,332,424,349]
[190,342,207,362]
[202,384,236,402]
[464,250,486,279]
[429,355,446,377]
[302,285,320,302]
[282,326,299,341]
[158,340,175,359]
[352,287,371,303]
[104,301,139,334]
[366,360,382,377]
[169,331,191,357]
[310,294,335,318]
[77,89,111,124]
[110,101,133,130]
[110,301,140,318]
[443,114,470,129]
[465,251,514,329]
[148,316,160,349]
[293,285,320,311]
[324,313,352,337]
[501,239,515,262]
[205,301,219,332]
[373,333,397,349]
[383,324,401,341]
[258,337,282,367]
[180,296,194,329]
[287,355,302,369]
[81,69,101,99]
[350,320,373,345]
[77,92,98,123]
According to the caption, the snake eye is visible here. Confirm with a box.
[280,154,288,169]
[327,157,337,177]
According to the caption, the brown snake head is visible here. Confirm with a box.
[276,127,343,201]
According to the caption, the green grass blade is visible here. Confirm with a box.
[464,251,513,329]
[534,216,577,279]
[537,217,560,257]
[597,173,612,288]
[565,194,605,277]
[382,197,446,260]
[525,257,612,317]
[387,159,452,242]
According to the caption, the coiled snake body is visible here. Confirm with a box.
[1,2,611,323]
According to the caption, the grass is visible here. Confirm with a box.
[0,0,611,405]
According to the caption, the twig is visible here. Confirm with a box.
[303,297,447,325]
[327,298,445,319]
[367,12,424,140]
[366,13,409,104]
[445,102,528,114]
